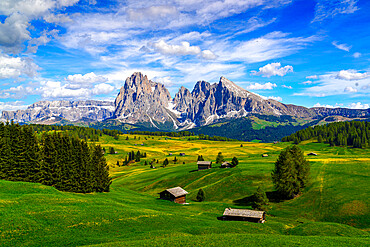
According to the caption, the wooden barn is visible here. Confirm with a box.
[262,154,268,157]
[221,208,266,223]
[159,187,188,204]
[221,161,232,168]
[197,161,212,170]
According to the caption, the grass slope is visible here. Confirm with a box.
[0,134,369,246]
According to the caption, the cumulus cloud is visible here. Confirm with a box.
[92,83,114,95]
[343,86,357,93]
[0,0,79,52]
[246,82,277,90]
[312,0,359,22]
[149,40,217,60]
[265,96,282,101]
[66,72,107,85]
[336,70,369,80]
[313,103,342,108]
[347,102,369,109]
[0,85,35,99]
[251,62,293,77]
[332,41,351,52]
[353,52,361,58]
[0,101,28,113]
[0,53,39,79]
[282,85,292,89]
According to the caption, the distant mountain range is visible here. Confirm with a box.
[2,72,370,133]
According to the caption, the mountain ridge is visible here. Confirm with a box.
[2,72,370,128]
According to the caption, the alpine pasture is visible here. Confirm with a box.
[0,134,369,246]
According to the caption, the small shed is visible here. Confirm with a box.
[221,161,232,168]
[198,161,212,170]
[180,153,186,156]
[307,152,317,156]
[262,154,268,157]
[221,208,266,223]
[169,153,173,156]
[159,187,188,204]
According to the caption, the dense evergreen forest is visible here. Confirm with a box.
[31,124,122,141]
[282,121,370,148]
[0,122,111,193]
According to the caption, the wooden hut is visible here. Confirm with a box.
[197,161,212,170]
[159,187,188,204]
[262,154,268,157]
[179,153,186,156]
[221,161,232,168]
[221,208,266,223]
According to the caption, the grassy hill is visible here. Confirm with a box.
[0,134,369,246]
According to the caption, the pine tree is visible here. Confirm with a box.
[252,186,269,211]
[231,157,239,167]
[163,158,169,167]
[216,152,224,164]
[197,155,204,161]
[196,188,205,202]
[271,145,310,199]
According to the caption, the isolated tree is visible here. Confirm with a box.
[116,161,120,167]
[231,157,239,167]
[216,152,224,164]
[126,136,129,140]
[252,186,269,211]
[109,147,115,154]
[163,158,169,167]
[196,188,205,202]
[240,144,243,147]
[271,145,310,199]
[144,161,148,166]
[173,156,178,163]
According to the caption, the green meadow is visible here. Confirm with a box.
[0,134,369,246]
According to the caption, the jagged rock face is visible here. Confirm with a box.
[114,72,173,126]
[2,72,369,128]
[1,100,115,122]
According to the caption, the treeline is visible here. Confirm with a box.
[282,121,370,148]
[129,130,235,141]
[31,124,122,141]
[0,122,111,193]
[117,150,147,166]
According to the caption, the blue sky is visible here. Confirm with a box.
[0,0,369,112]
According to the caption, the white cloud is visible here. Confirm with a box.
[127,5,178,22]
[336,69,369,80]
[313,103,342,108]
[0,53,39,79]
[66,72,107,85]
[0,101,28,113]
[201,50,217,60]
[302,80,314,84]
[263,95,282,101]
[295,69,370,97]
[150,40,200,56]
[282,85,292,89]
[347,102,369,109]
[92,83,114,95]
[219,32,319,63]
[306,75,318,79]
[332,41,351,52]
[246,82,277,90]
[0,0,79,52]
[312,0,359,22]
[0,85,35,99]
[353,52,361,58]
[252,62,293,77]
[343,86,357,93]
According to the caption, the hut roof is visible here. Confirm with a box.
[307,152,317,156]
[222,161,231,166]
[163,187,188,197]
[197,161,212,165]
[223,208,264,219]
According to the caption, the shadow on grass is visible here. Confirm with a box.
[233,191,283,206]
